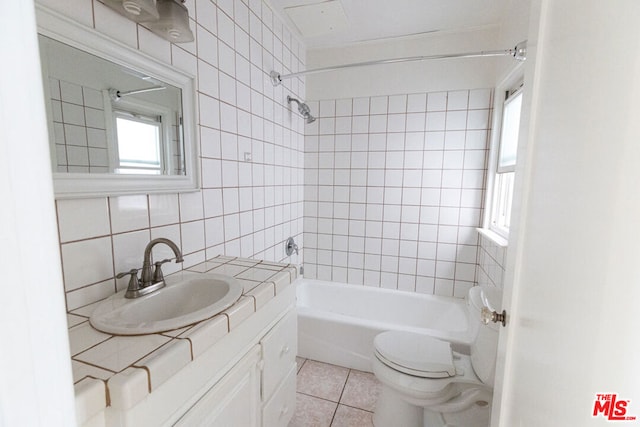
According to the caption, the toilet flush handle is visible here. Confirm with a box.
[481,307,507,327]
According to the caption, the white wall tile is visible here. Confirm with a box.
[370,96,388,114]
[57,198,110,243]
[447,90,469,110]
[353,97,370,115]
[304,89,492,295]
[388,95,407,113]
[469,89,492,109]
[110,195,149,233]
[427,92,447,111]
[61,237,114,291]
[445,111,468,131]
[407,93,427,113]
[179,191,204,222]
[197,26,218,66]
[181,220,206,254]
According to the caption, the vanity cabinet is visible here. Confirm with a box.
[79,276,299,427]
[260,311,298,427]
[170,309,297,427]
[174,346,261,427]
[262,366,297,427]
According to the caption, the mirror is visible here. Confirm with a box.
[36,5,198,198]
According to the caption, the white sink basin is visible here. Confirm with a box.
[90,271,243,335]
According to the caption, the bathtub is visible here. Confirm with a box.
[296,278,473,373]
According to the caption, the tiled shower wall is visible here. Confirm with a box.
[303,90,492,298]
[43,0,306,312]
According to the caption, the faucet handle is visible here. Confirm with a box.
[116,268,139,279]
[285,237,299,256]
[116,268,140,293]
[152,259,172,282]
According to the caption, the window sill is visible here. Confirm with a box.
[477,228,509,248]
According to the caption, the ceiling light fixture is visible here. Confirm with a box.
[102,0,194,43]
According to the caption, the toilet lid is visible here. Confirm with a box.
[374,331,455,378]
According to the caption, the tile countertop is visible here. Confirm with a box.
[67,255,298,422]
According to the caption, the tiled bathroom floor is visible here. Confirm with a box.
[289,358,382,427]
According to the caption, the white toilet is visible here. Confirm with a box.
[372,287,500,427]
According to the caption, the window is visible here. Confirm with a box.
[490,85,523,237]
[104,93,173,176]
[114,111,163,174]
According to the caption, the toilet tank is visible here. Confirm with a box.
[467,286,500,387]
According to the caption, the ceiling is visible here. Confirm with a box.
[267,0,511,49]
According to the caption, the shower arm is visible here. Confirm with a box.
[270,40,527,86]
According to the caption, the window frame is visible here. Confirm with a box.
[103,92,174,175]
[483,65,525,242]
[114,110,164,174]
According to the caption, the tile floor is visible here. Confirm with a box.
[289,358,382,427]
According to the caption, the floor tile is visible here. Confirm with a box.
[297,360,350,402]
[289,393,337,427]
[331,405,374,427]
[293,359,379,427]
[340,370,381,412]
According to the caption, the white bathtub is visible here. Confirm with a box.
[296,278,473,372]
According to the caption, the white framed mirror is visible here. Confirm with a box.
[36,5,199,198]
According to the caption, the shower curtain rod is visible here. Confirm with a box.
[270,40,527,86]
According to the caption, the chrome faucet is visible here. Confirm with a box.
[116,238,184,299]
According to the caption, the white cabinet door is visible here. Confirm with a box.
[263,365,297,427]
[261,311,297,399]
[174,346,261,427]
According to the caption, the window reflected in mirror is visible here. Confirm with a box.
[115,113,162,174]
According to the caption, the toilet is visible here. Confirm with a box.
[372,286,500,427]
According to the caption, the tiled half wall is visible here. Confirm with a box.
[303,90,493,297]
[47,0,306,312]
[476,233,508,289]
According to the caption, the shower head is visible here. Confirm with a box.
[287,95,316,124]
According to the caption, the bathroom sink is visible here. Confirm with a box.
[90,272,243,335]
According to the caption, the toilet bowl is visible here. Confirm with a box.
[372,287,500,427]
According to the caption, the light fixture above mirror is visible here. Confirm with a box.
[102,0,159,22]
[102,0,194,43]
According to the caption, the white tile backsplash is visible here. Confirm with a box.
[57,198,110,243]
[61,237,114,291]
[109,195,150,233]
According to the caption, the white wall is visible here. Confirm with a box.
[306,27,508,100]
[0,1,75,424]
[495,0,640,424]
[495,0,531,80]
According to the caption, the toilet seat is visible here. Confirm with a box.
[374,331,456,379]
